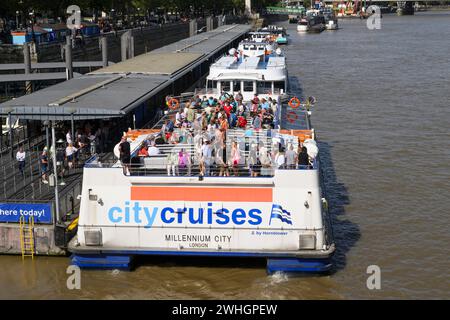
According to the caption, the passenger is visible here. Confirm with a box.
[219,116,229,131]
[237,115,247,129]
[229,112,237,128]
[261,98,270,110]
[234,90,244,104]
[223,101,233,118]
[200,139,213,176]
[178,148,191,176]
[237,104,245,115]
[148,141,160,156]
[186,104,195,123]
[40,147,49,183]
[166,119,175,132]
[275,147,286,169]
[285,144,297,169]
[259,142,272,176]
[66,142,78,169]
[201,96,209,108]
[231,141,241,176]
[248,143,260,177]
[138,144,149,157]
[251,94,260,113]
[118,136,131,176]
[298,146,310,168]
[88,131,96,155]
[16,146,26,177]
[168,132,179,144]
[252,114,262,130]
[166,148,179,176]
[175,109,184,127]
[205,103,213,116]
[215,147,229,177]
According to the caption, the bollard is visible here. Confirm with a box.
[121,31,132,62]
[65,36,73,80]
[129,35,135,58]
[101,36,108,67]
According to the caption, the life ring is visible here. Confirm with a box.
[286,111,298,124]
[288,97,301,109]
[167,98,179,110]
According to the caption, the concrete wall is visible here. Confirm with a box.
[0,224,65,255]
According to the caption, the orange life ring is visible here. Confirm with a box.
[167,98,179,110]
[288,97,301,109]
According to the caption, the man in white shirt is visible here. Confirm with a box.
[66,143,78,169]
[285,144,297,169]
[147,141,160,156]
[16,146,26,176]
[201,140,212,176]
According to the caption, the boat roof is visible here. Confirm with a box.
[209,55,286,72]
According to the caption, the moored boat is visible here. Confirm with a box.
[68,41,335,274]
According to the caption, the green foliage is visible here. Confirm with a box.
[1,0,297,18]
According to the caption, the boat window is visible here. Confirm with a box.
[221,81,231,92]
[257,81,272,93]
[243,81,254,92]
[243,45,249,50]
[232,81,241,92]
[274,81,285,92]
[207,80,217,90]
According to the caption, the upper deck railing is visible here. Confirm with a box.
[84,92,316,177]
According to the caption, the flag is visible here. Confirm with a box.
[269,204,292,225]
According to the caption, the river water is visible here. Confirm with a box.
[1,11,449,300]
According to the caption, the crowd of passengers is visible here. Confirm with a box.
[119,92,314,177]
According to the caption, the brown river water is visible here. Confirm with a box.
[0,11,449,299]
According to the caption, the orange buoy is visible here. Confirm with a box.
[167,98,179,110]
[288,97,301,109]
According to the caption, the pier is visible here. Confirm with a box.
[0,23,250,256]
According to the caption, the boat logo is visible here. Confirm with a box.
[269,204,292,225]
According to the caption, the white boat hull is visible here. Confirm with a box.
[326,21,338,30]
[297,25,310,32]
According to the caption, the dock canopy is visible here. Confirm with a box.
[0,24,251,121]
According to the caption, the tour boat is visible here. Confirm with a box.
[248,31,276,43]
[259,26,288,45]
[68,46,335,274]
[324,12,339,30]
[297,10,326,33]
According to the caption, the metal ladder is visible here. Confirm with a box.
[19,216,35,259]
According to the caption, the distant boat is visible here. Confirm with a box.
[324,12,339,30]
[297,10,325,33]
